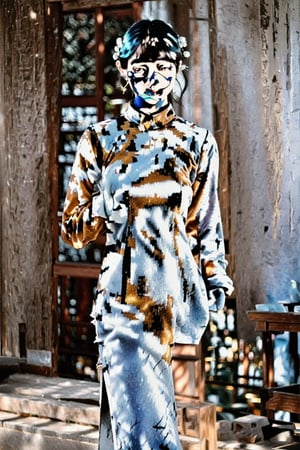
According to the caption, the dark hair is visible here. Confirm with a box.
[118,20,183,70]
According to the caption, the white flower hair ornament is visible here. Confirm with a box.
[113,37,123,61]
[178,36,190,58]
[178,35,190,70]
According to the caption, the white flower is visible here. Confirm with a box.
[178,36,188,49]
[116,37,123,48]
[113,37,124,61]
[178,35,190,59]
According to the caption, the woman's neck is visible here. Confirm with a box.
[133,96,169,116]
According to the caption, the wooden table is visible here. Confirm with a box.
[247,311,300,387]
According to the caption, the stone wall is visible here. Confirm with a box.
[213,0,300,336]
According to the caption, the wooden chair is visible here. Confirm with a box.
[173,343,217,450]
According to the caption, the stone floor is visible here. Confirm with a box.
[0,373,299,450]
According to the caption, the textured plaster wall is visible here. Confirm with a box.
[215,0,300,336]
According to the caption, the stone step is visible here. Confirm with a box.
[0,373,100,426]
[0,374,101,449]
[0,392,99,427]
[0,411,98,450]
[0,373,100,404]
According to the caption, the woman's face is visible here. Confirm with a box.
[123,55,178,110]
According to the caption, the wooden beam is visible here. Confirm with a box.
[47,0,138,12]
[54,262,100,278]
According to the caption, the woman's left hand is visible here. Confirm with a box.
[208,288,226,311]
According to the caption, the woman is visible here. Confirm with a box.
[62,19,233,450]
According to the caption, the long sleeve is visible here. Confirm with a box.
[61,128,107,249]
[186,131,234,302]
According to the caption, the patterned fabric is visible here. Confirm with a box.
[62,102,233,449]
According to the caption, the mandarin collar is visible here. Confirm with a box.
[124,102,176,131]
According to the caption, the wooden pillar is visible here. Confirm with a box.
[0,0,62,374]
[208,0,231,251]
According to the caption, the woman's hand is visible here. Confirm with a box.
[208,288,226,311]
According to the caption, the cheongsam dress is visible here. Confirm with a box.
[62,102,233,450]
